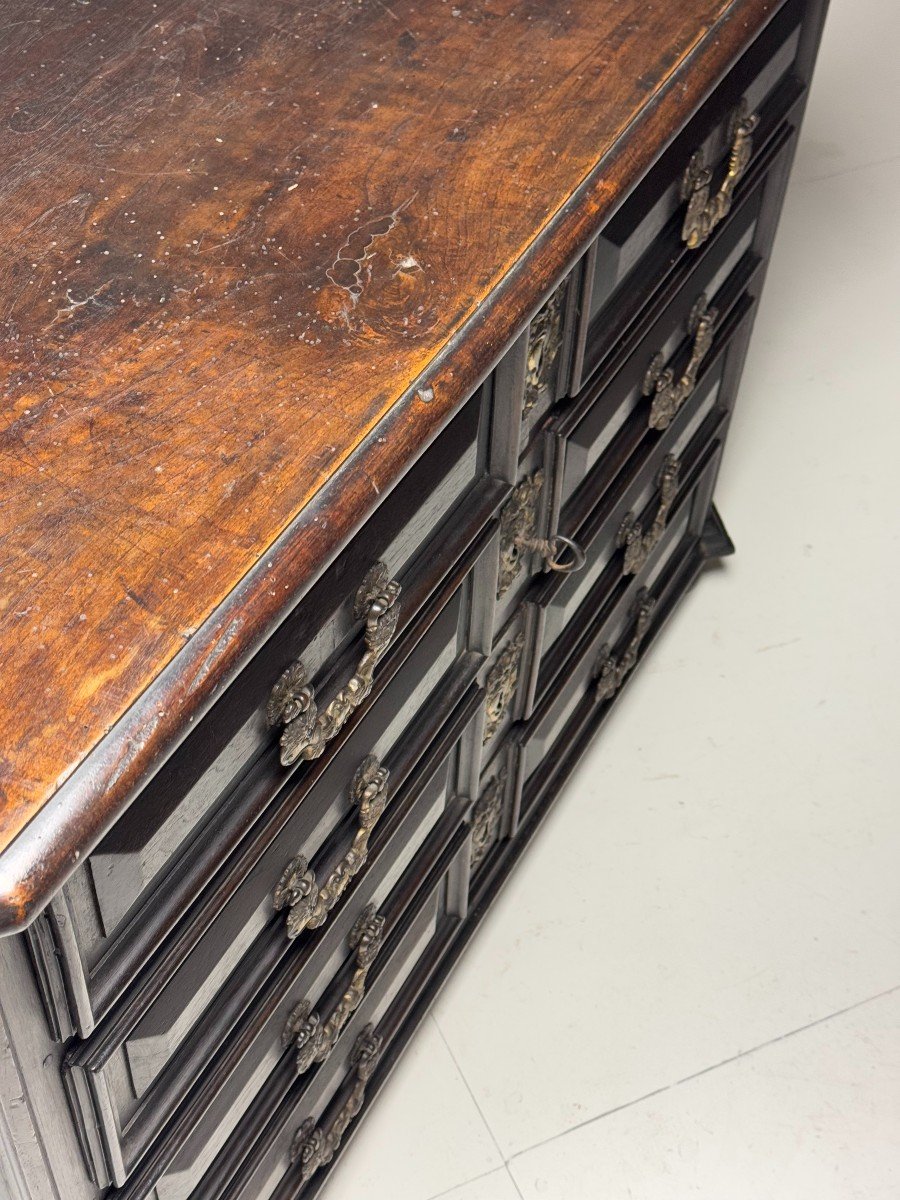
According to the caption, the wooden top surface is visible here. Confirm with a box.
[0,0,778,928]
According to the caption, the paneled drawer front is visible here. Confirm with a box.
[579,0,806,380]
[91,694,479,1200]
[485,145,769,649]
[554,167,769,525]
[190,824,470,1200]
[62,553,491,1188]
[528,294,756,714]
[39,381,498,1038]
[515,442,722,826]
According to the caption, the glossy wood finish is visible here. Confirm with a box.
[0,0,787,930]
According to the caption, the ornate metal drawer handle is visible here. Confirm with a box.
[267,562,402,766]
[283,904,385,1073]
[483,630,525,744]
[290,1025,382,1185]
[523,283,566,418]
[643,295,717,432]
[498,472,585,599]
[594,589,657,702]
[617,455,681,576]
[470,766,507,874]
[681,101,760,250]
[273,755,389,939]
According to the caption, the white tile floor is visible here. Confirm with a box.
[327,4,900,1197]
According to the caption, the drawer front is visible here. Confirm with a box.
[92,695,479,1200]
[554,164,770,524]
[63,557,490,1188]
[40,381,497,1037]
[579,0,807,380]
[529,293,756,714]
[190,824,470,1200]
[516,441,723,825]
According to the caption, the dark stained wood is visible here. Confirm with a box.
[0,0,785,929]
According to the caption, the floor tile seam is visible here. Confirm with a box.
[429,1012,509,1163]
[503,980,900,1166]
[421,1165,514,1200]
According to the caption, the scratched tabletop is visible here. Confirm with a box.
[0,0,773,926]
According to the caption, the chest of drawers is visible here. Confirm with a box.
[0,1,827,1196]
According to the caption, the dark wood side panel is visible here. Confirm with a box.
[0,936,101,1200]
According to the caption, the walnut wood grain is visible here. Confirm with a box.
[0,0,784,929]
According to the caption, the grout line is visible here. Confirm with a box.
[423,1165,513,1200]
[430,1013,509,1162]
[507,981,900,1164]
[504,1162,527,1200]
[793,149,900,186]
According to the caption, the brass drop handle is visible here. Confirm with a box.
[617,455,681,576]
[594,589,657,702]
[643,295,717,432]
[283,904,385,1073]
[273,755,389,939]
[497,472,585,599]
[523,283,566,417]
[681,101,760,249]
[290,1025,382,1184]
[267,562,402,767]
[469,767,508,874]
[482,631,525,745]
